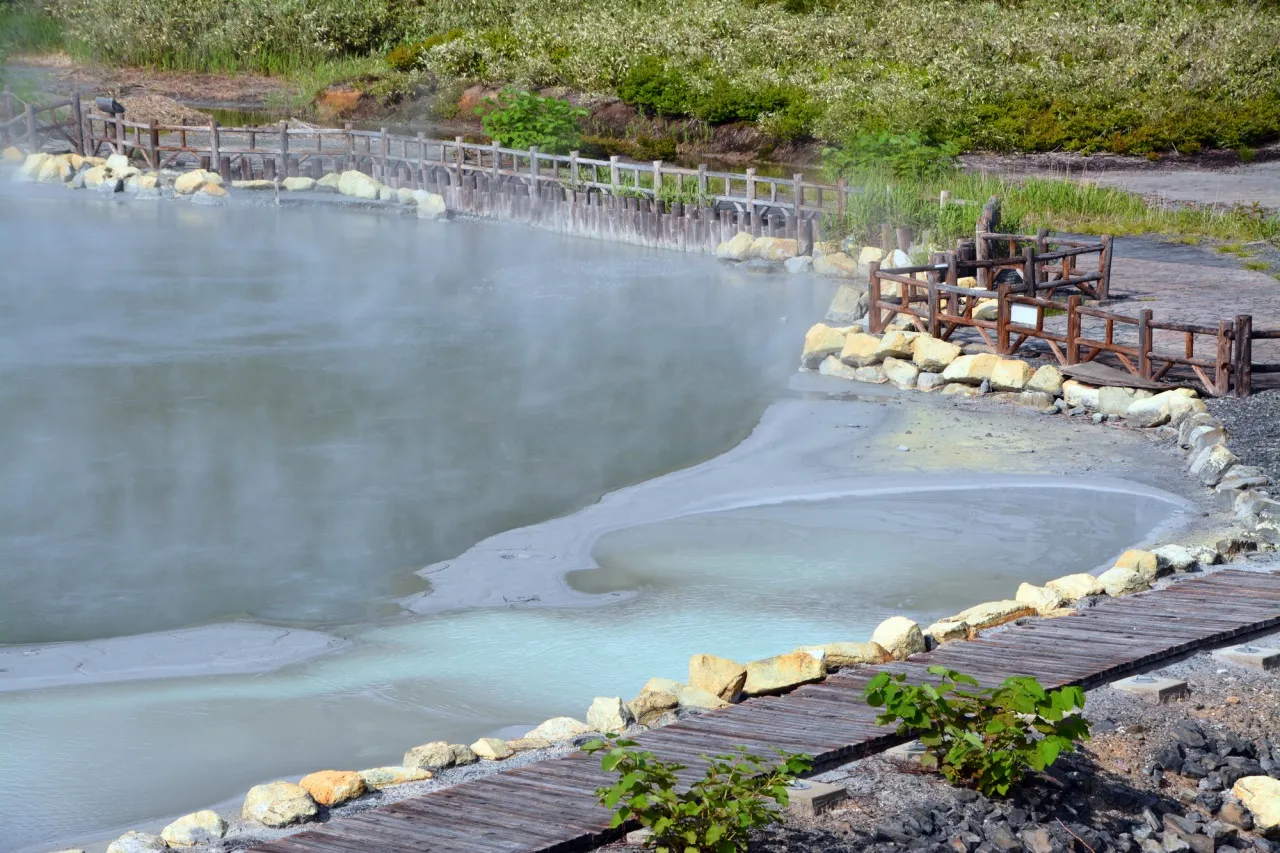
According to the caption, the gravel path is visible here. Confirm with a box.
[1208,391,1280,486]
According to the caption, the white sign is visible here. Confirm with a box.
[1009,304,1040,327]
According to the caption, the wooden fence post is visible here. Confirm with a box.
[70,92,84,155]
[0,85,11,148]
[836,177,847,222]
[1138,309,1153,379]
[745,167,756,209]
[1022,246,1037,293]
[927,252,943,338]
[697,163,707,200]
[653,160,663,199]
[609,155,619,196]
[868,260,882,334]
[113,110,125,156]
[344,123,353,170]
[1066,296,1082,365]
[25,103,36,150]
[1234,314,1253,397]
[1098,235,1114,301]
[793,173,803,219]
[996,283,1011,354]
[210,120,221,172]
[529,145,539,198]
[939,189,951,208]
[278,121,289,177]
[490,140,500,185]
[569,150,579,188]
[452,135,463,186]
[145,120,159,169]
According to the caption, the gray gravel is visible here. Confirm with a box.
[1208,391,1280,487]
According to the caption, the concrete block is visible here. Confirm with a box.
[1213,644,1280,671]
[1111,674,1190,703]
[785,779,848,817]
[885,740,929,762]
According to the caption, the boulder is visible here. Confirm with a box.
[1186,425,1228,456]
[525,717,592,742]
[824,281,869,321]
[161,810,227,846]
[688,653,747,701]
[377,186,396,201]
[812,251,858,278]
[403,741,461,770]
[715,231,755,261]
[416,192,447,220]
[871,616,925,659]
[941,353,1000,386]
[1151,544,1200,573]
[104,153,131,173]
[854,365,889,384]
[1126,389,1199,428]
[924,620,969,643]
[128,174,158,192]
[802,324,850,368]
[1178,413,1220,448]
[876,330,919,360]
[751,236,798,261]
[1046,573,1104,602]
[241,781,318,827]
[743,650,826,696]
[1016,390,1058,412]
[82,165,107,189]
[282,176,316,192]
[674,685,730,710]
[818,355,859,380]
[1218,466,1270,492]
[173,169,210,194]
[858,246,884,266]
[106,831,168,853]
[1099,386,1152,416]
[316,172,341,192]
[1189,444,1238,487]
[973,299,999,321]
[1233,776,1280,832]
[1015,583,1066,615]
[1097,566,1150,597]
[953,599,1036,630]
[337,169,381,200]
[941,382,983,397]
[37,155,74,183]
[299,770,366,807]
[1062,380,1100,410]
[1027,365,1064,396]
[1168,395,1208,427]
[232,179,276,190]
[2,145,23,162]
[20,151,49,178]
[504,737,551,753]
[357,766,432,789]
[201,182,228,197]
[803,641,891,667]
[1113,548,1160,580]
[989,359,1034,392]
[917,372,947,392]
[839,332,883,367]
[913,336,962,372]
[629,690,680,725]
[882,356,920,390]
[586,696,634,732]
[471,737,515,760]
[785,255,814,275]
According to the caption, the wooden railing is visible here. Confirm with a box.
[0,87,82,153]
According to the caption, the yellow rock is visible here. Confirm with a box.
[241,781,318,827]
[1097,566,1150,597]
[871,616,925,659]
[800,641,891,667]
[801,323,851,369]
[953,599,1036,630]
[812,251,859,278]
[941,353,1001,385]
[232,179,276,190]
[989,359,1035,392]
[628,690,679,724]
[505,737,551,752]
[912,336,962,372]
[173,169,209,194]
[1015,582,1065,615]
[299,770,366,807]
[202,182,228,197]
[1114,548,1159,580]
[1062,379,1100,409]
[857,246,884,266]
[839,332,883,367]
[973,299,999,321]
[924,620,969,643]
[471,737,515,760]
[37,155,73,183]
[2,145,23,162]
[131,174,158,190]
[81,165,107,188]
[1232,776,1280,831]
[1027,365,1064,396]
[751,236,799,261]
[688,653,747,701]
[743,650,826,696]
[715,231,755,260]
[1046,573,1105,602]
[357,766,432,789]
[160,810,227,846]
[875,330,919,360]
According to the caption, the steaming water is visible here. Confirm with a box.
[0,185,1183,852]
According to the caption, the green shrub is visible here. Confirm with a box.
[385,30,462,71]
[583,736,812,853]
[824,132,960,180]
[864,666,1090,797]
[475,87,586,153]
[580,133,678,162]
[617,57,694,117]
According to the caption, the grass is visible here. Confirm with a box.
[1244,261,1272,271]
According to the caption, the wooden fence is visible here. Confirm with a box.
[0,88,82,153]
[869,247,1278,397]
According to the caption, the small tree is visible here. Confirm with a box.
[864,666,1090,797]
[474,87,586,154]
[582,737,812,853]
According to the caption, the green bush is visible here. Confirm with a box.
[580,133,678,162]
[475,87,586,153]
[824,132,960,180]
[583,736,812,853]
[617,57,694,117]
[385,29,462,71]
[864,666,1090,797]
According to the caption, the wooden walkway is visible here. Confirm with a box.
[252,569,1280,853]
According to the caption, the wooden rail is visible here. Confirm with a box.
[249,570,1280,853]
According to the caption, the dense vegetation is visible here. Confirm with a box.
[23,0,1280,156]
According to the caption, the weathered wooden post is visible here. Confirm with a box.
[792,173,804,228]
[927,252,944,338]
[939,189,951,208]
[569,150,579,188]
[209,120,221,171]
[25,103,36,150]
[147,120,159,170]
[1234,314,1253,397]
[652,159,663,201]
[836,177,847,222]
[609,155,619,201]
[868,260,882,334]
[1098,235,1114,301]
[113,110,125,155]
[1022,246,1037,293]
[1137,309,1153,379]
[278,121,289,177]
[490,140,500,184]
[996,283,1012,353]
[1066,296,1082,365]
[528,145,539,204]
[70,91,84,155]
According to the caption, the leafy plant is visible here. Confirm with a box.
[385,30,462,71]
[474,87,587,153]
[617,56,694,117]
[583,736,812,853]
[824,132,960,180]
[864,666,1090,797]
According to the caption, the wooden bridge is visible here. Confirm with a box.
[252,569,1280,853]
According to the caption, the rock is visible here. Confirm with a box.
[1026,365,1064,396]
[1016,583,1066,615]
[38,155,74,183]
[715,231,755,261]
[160,810,227,846]
[840,332,883,367]
[1152,545,1200,573]
[316,172,341,192]
[973,299,999,321]
[990,359,1035,391]
[1233,776,1280,832]
[241,781,318,827]
[173,170,211,194]
[1127,389,1200,428]
[20,151,49,179]
[1190,444,1238,487]
[689,654,748,700]
[298,770,366,806]
[1220,798,1254,830]
[812,251,859,278]
[802,323,851,368]
[1098,386,1153,415]
[941,382,984,397]
[525,716,592,742]
[1218,466,1270,491]
[876,330,919,360]
[1179,413,1220,448]
[1169,396,1209,427]
[586,696,635,732]
[104,153,131,173]
[629,690,680,725]
[337,169,381,200]
[357,766,432,789]
[471,737,515,760]
[1062,380,1100,410]
[1097,566,1151,597]
[743,650,826,696]
[800,642,891,668]
[913,336,963,372]
[82,165,107,188]
[824,282,867,323]
[415,192,447,220]
[106,831,168,853]
[1016,390,1058,411]
[784,255,814,275]
[128,174,158,192]
[882,356,920,389]
[403,741,461,769]
[941,353,1000,385]
[871,616,925,659]
[924,620,969,643]
[201,182,228,197]
[818,355,860,380]
[232,179,276,190]
[1021,827,1055,853]
[854,365,889,384]
[1114,549,1160,581]
[1187,425,1228,457]
[2,145,23,162]
[953,599,1036,630]
[675,685,731,710]
[279,176,316,192]
[504,737,551,752]
[377,185,396,201]
[857,246,884,266]
[917,372,947,392]
[751,236,798,261]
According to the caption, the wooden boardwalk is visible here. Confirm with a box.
[253,570,1280,853]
